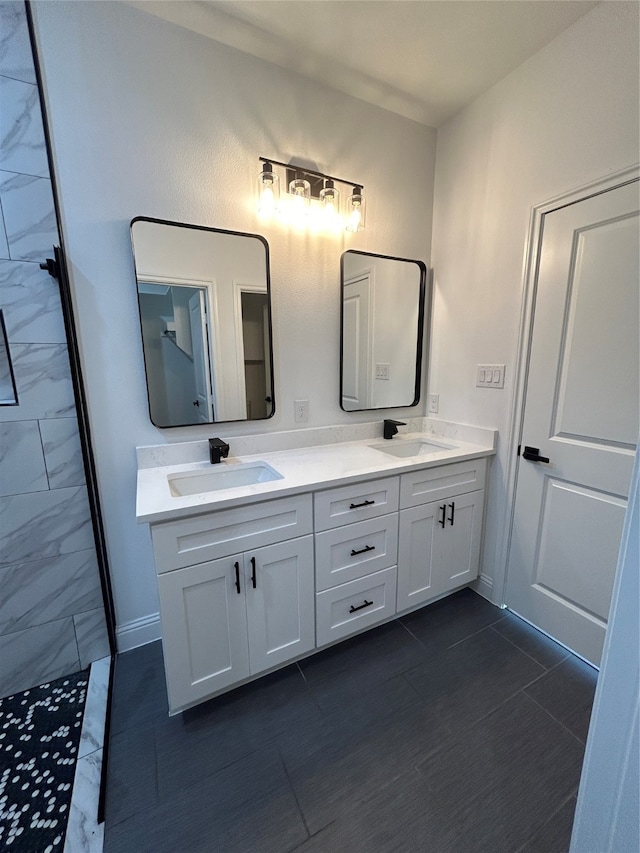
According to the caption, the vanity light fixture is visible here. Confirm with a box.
[257,157,365,232]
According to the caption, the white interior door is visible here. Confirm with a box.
[506,180,639,665]
[188,290,213,422]
[342,274,372,410]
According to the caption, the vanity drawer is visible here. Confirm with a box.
[314,477,399,531]
[151,494,313,573]
[316,566,397,647]
[315,514,398,591]
[400,458,487,509]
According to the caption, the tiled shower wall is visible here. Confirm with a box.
[0,1,109,697]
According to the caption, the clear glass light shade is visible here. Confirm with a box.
[346,187,366,232]
[320,179,341,224]
[257,164,280,215]
[288,174,311,216]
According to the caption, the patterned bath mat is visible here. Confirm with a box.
[0,669,89,851]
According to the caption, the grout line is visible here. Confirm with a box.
[488,622,570,671]
[512,789,578,853]
[522,690,588,747]
[445,620,505,651]
[277,746,313,841]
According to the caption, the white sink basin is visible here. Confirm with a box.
[168,461,283,497]
[371,439,452,458]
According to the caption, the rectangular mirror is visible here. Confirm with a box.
[340,250,427,411]
[131,218,275,427]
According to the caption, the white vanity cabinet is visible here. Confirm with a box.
[144,448,491,714]
[152,495,314,713]
[396,458,487,612]
[314,477,400,646]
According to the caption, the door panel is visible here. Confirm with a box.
[534,479,626,620]
[397,502,440,611]
[506,179,639,664]
[440,491,483,592]
[158,556,249,711]
[245,536,315,674]
[554,217,639,446]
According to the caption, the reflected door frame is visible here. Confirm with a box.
[495,163,640,611]
[342,268,375,410]
[231,281,269,421]
[137,272,217,422]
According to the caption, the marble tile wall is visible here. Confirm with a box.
[0,1,109,698]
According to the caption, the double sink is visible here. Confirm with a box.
[167,437,452,498]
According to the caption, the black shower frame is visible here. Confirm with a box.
[26,2,117,825]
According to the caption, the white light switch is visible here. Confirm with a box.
[476,364,505,388]
[375,363,390,380]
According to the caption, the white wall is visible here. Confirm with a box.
[430,1,639,601]
[31,1,436,640]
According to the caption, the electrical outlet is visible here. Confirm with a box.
[427,393,439,414]
[294,399,308,423]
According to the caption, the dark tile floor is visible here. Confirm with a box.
[103,589,598,853]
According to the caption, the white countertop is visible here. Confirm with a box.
[137,427,496,524]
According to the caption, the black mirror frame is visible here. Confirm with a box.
[131,216,276,428]
[339,249,427,412]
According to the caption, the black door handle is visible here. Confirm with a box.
[439,504,447,528]
[448,502,455,526]
[250,556,257,589]
[522,445,550,464]
[234,561,241,595]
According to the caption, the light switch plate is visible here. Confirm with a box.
[375,363,390,380]
[476,364,505,388]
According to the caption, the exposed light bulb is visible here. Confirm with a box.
[320,179,341,229]
[346,186,366,232]
[257,162,280,216]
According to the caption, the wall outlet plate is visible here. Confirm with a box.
[294,399,309,422]
[427,393,439,413]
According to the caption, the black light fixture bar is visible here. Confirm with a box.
[259,157,363,191]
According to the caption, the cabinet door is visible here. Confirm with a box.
[436,490,483,593]
[245,535,315,674]
[158,556,250,713]
[397,501,442,612]
[397,491,484,614]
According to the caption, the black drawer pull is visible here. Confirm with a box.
[350,544,376,557]
[234,561,241,595]
[250,556,257,589]
[448,502,455,526]
[439,504,447,528]
[349,499,375,509]
[349,599,374,614]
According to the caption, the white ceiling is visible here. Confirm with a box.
[130,0,600,126]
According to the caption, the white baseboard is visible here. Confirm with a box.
[115,612,161,652]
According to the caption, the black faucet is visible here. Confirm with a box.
[209,437,230,464]
[383,419,406,440]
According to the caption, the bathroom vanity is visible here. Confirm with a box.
[137,422,495,714]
